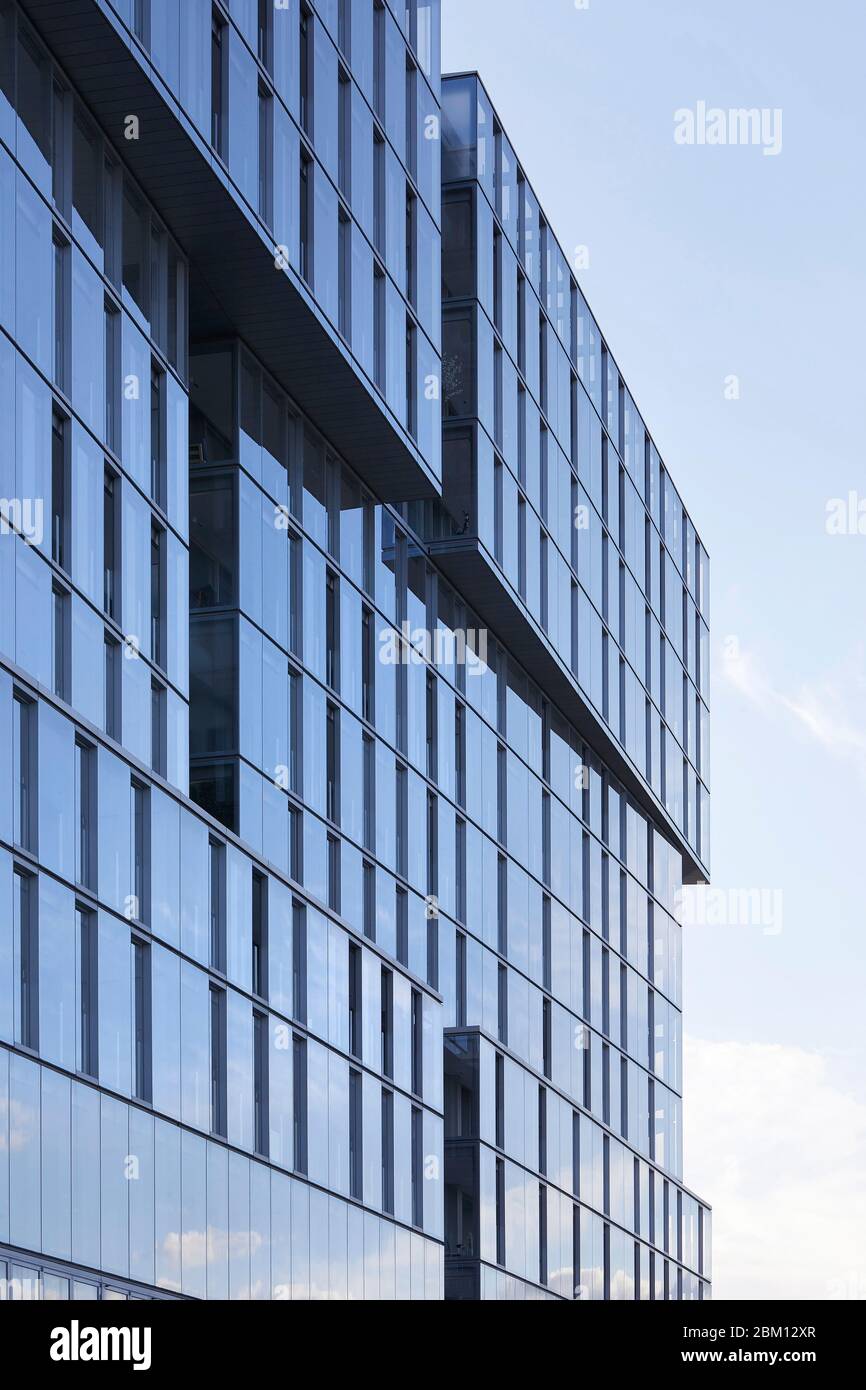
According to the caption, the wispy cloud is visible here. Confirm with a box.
[684,1038,866,1300]
[721,641,866,769]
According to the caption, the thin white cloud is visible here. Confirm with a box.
[684,1037,866,1299]
[721,642,866,770]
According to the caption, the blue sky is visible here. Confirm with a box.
[442,0,866,1298]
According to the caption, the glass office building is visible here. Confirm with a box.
[433,74,710,1300]
[0,2,710,1301]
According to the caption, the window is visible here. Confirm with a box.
[348,942,362,1059]
[338,210,351,341]
[105,301,120,452]
[103,467,119,618]
[539,1185,548,1285]
[442,190,473,299]
[373,264,385,390]
[373,1,385,119]
[621,1055,629,1140]
[426,790,438,902]
[338,0,350,55]
[493,457,503,565]
[349,1069,363,1200]
[299,4,312,135]
[51,77,69,215]
[133,0,150,45]
[122,185,148,316]
[517,271,526,373]
[289,804,302,881]
[150,680,166,778]
[150,362,165,507]
[411,988,422,1097]
[497,963,508,1045]
[53,232,69,393]
[74,740,96,889]
[538,1084,547,1174]
[132,936,151,1102]
[442,313,474,419]
[411,1106,423,1228]
[425,670,437,780]
[405,0,419,52]
[14,871,38,1051]
[103,156,121,286]
[542,894,552,993]
[51,409,69,570]
[363,860,375,941]
[395,762,407,877]
[131,780,148,923]
[395,885,408,966]
[253,1010,268,1155]
[289,666,301,790]
[359,737,375,854]
[258,81,273,222]
[380,966,393,1077]
[252,870,267,998]
[211,7,226,158]
[495,1158,505,1266]
[52,584,70,701]
[362,608,375,724]
[426,801,438,989]
[454,702,466,805]
[455,817,466,923]
[292,1035,308,1172]
[151,221,166,344]
[338,67,351,199]
[455,932,467,1027]
[496,853,507,955]
[73,111,102,244]
[209,985,227,1135]
[405,316,416,438]
[573,1207,581,1297]
[299,153,312,284]
[257,0,273,72]
[166,243,184,374]
[494,1052,504,1149]
[326,702,340,821]
[405,60,417,179]
[543,996,552,1080]
[209,838,226,972]
[406,188,417,306]
[373,131,385,254]
[381,1089,394,1214]
[77,906,97,1078]
[292,900,307,1023]
[327,833,340,913]
[17,24,51,164]
[150,521,164,669]
[104,634,121,739]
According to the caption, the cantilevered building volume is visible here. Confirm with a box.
[0,1,710,1300]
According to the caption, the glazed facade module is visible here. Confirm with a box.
[0,0,709,1301]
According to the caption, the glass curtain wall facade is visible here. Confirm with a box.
[0,3,710,1303]
[0,0,445,1302]
[432,74,711,1300]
